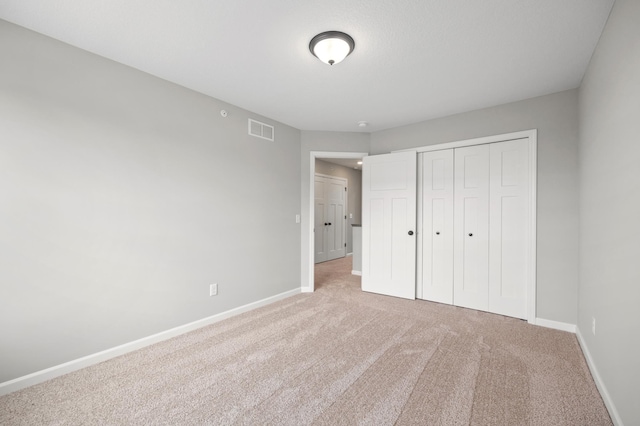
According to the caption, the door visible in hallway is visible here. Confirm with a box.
[314,175,347,263]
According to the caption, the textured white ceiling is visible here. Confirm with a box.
[0,0,614,132]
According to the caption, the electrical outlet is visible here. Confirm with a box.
[210,283,218,296]
[592,317,596,335]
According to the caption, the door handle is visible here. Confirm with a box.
[468,233,473,237]
[328,222,332,226]
[436,231,440,235]
[408,231,414,236]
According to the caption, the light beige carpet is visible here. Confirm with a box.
[1,257,611,425]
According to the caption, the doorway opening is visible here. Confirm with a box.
[307,151,367,292]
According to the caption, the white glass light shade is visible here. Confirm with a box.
[313,38,350,65]
[309,31,355,65]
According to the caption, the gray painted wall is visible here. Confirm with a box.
[4,8,637,421]
[315,159,363,254]
[370,90,580,325]
[0,20,301,383]
[300,131,369,290]
[578,0,640,423]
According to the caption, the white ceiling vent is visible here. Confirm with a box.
[248,119,274,141]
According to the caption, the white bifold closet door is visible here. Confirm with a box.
[420,138,530,319]
[488,139,530,318]
[453,144,491,311]
[420,150,454,304]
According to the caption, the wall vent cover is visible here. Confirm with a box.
[248,119,274,141]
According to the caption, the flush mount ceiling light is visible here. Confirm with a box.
[309,31,355,65]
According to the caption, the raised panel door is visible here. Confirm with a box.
[489,139,530,319]
[420,150,454,304]
[453,144,490,312]
[362,151,417,300]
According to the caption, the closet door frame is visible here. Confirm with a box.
[401,129,537,324]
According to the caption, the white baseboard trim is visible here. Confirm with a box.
[575,328,623,426]
[533,317,577,333]
[300,286,313,293]
[0,287,301,397]
[351,270,362,276]
[346,252,353,257]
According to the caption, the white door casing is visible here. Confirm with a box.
[419,150,455,304]
[362,151,417,300]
